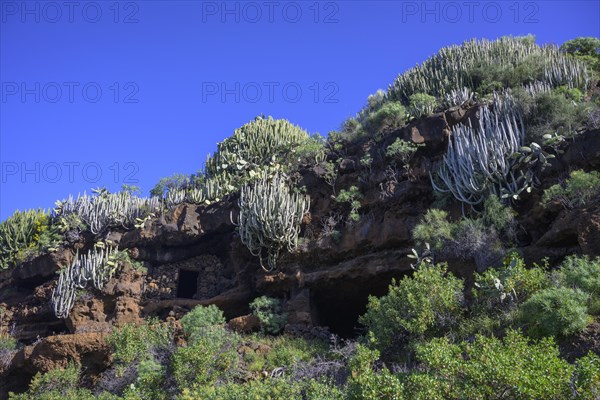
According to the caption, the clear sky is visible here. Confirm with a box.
[1,0,598,220]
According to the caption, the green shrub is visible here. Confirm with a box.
[519,287,590,338]
[407,93,437,118]
[516,89,591,142]
[412,209,452,252]
[171,329,239,389]
[365,101,407,133]
[573,351,600,400]
[346,344,405,400]
[179,377,343,400]
[413,330,574,400]
[541,170,600,209]
[340,117,366,141]
[473,253,549,312]
[561,37,600,72]
[180,304,226,342]
[9,363,118,400]
[264,335,328,369]
[122,359,166,400]
[481,195,517,241]
[0,335,16,351]
[555,85,584,102]
[560,255,600,314]
[360,262,463,353]
[106,319,172,374]
[385,138,424,172]
[335,186,362,222]
[413,208,507,268]
[290,133,326,169]
[249,296,287,335]
[149,173,192,198]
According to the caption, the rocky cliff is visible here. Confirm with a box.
[1,104,599,397]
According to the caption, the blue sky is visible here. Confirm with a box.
[1,0,599,220]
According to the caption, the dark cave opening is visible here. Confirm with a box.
[310,271,407,338]
[177,269,199,299]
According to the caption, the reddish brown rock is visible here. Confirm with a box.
[227,314,260,334]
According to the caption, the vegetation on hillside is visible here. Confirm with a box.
[3,35,600,399]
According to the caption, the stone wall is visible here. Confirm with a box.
[144,254,233,300]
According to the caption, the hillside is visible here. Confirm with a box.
[1,36,600,399]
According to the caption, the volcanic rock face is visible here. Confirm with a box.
[1,109,599,396]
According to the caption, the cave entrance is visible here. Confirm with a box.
[177,269,199,299]
[310,271,405,338]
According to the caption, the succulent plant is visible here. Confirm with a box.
[54,191,160,235]
[357,36,589,122]
[233,171,310,271]
[431,92,525,206]
[51,244,120,318]
[0,209,51,270]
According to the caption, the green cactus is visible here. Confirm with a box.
[357,36,589,122]
[54,190,160,235]
[206,116,310,185]
[0,209,51,270]
[234,172,310,271]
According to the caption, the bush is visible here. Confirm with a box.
[360,262,463,354]
[335,186,362,222]
[264,335,328,369]
[289,133,326,169]
[122,359,166,400]
[385,138,424,172]
[481,196,517,241]
[560,255,600,314]
[180,304,226,342]
[106,319,172,374]
[179,377,344,400]
[149,173,191,198]
[473,253,549,312]
[9,363,118,400]
[573,351,600,400]
[541,170,600,209]
[407,93,437,118]
[249,296,287,335]
[412,207,507,268]
[171,329,239,390]
[365,101,406,134]
[519,287,590,338]
[346,344,405,400]
[412,209,452,252]
[0,335,16,351]
[412,330,574,400]
[516,89,591,142]
[561,37,600,72]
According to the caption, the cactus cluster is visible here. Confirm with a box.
[431,92,525,206]
[54,190,160,235]
[206,116,310,182]
[0,209,51,270]
[388,37,589,104]
[444,87,475,108]
[358,37,589,123]
[234,172,310,271]
[524,81,552,97]
[164,174,237,208]
[51,245,120,318]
